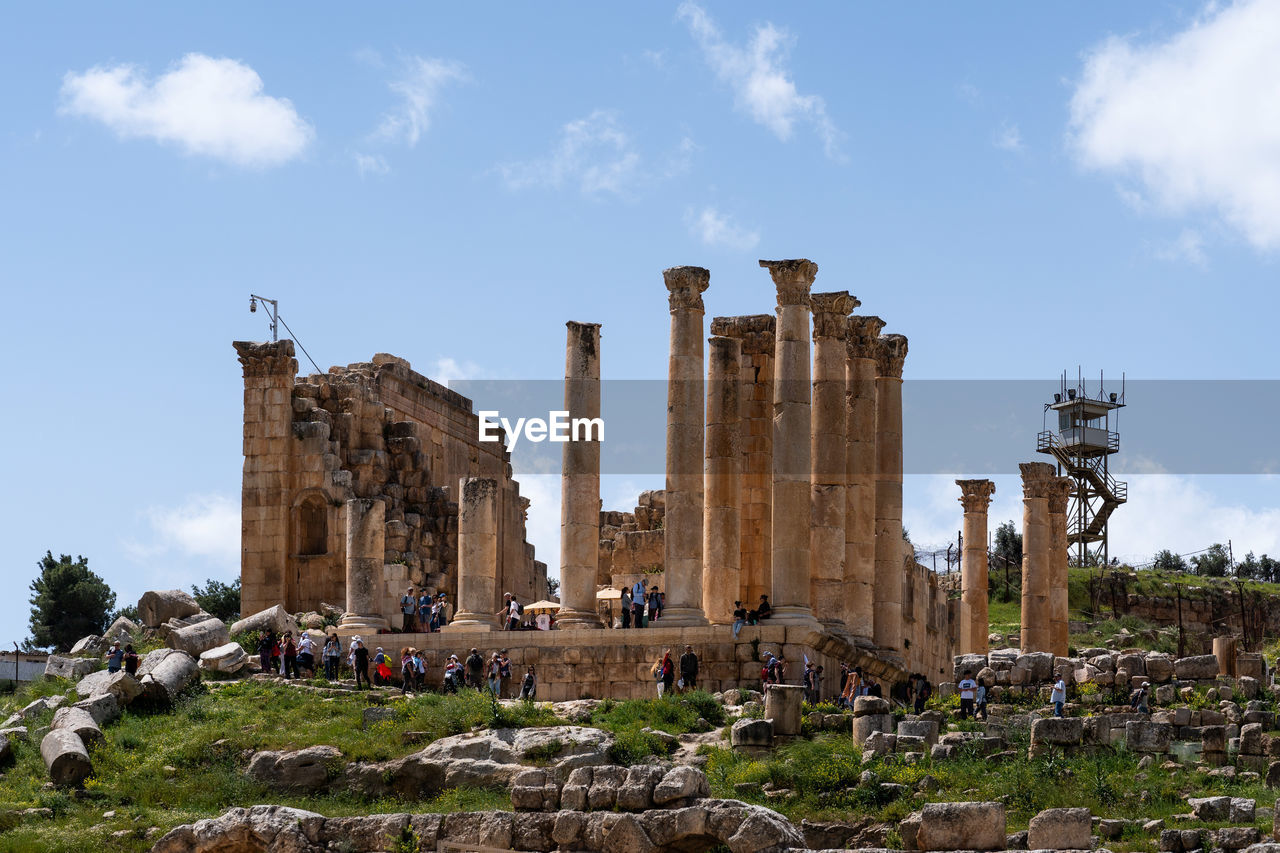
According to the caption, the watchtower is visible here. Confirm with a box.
[1036,371,1127,566]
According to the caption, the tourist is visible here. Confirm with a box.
[418,590,432,633]
[487,652,502,695]
[438,593,452,627]
[282,632,298,680]
[372,646,393,686]
[802,661,818,704]
[257,632,273,674]
[400,586,417,632]
[521,665,537,700]
[413,650,427,690]
[679,645,699,692]
[974,682,987,720]
[429,596,442,632]
[465,647,484,689]
[756,594,772,621]
[499,649,512,697]
[1129,681,1150,714]
[840,666,860,708]
[123,644,139,676]
[323,634,341,680]
[957,669,977,719]
[761,652,782,687]
[400,647,415,693]
[297,632,315,678]
[732,601,747,638]
[443,655,463,693]
[631,580,646,627]
[915,675,932,713]
[272,633,284,675]
[620,587,632,629]
[105,641,124,674]
[353,639,370,689]
[647,585,661,625]
[658,649,675,697]
[866,677,882,698]
[508,595,523,631]
[1051,674,1067,718]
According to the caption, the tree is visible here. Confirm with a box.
[1237,551,1261,580]
[191,577,241,622]
[989,521,1022,602]
[1190,544,1230,578]
[547,577,560,599]
[28,552,116,652]
[1151,549,1189,573]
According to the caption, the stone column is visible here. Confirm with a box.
[446,478,499,631]
[957,479,996,655]
[810,291,859,629]
[1019,462,1056,653]
[1047,476,1073,657]
[556,321,605,629]
[872,334,908,652]
[338,498,390,632]
[843,316,884,641]
[661,266,710,626]
[710,315,775,608]
[761,258,820,628]
[703,335,742,625]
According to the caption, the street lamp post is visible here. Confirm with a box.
[249,294,279,342]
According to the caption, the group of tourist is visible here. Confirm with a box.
[254,630,319,680]
[104,640,139,676]
[398,586,452,633]
[651,644,699,696]
[837,664,884,706]
[619,581,665,628]
[956,669,989,719]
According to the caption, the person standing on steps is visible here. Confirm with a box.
[465,647,484,690]
[679,644,699,692]
[915,674,932,713]
[499,649,512,697]
[957,670,977,719]
[521,665,537,700]
[974,681,987,720]
[732,601,747,638]
[400,587,417,633]
[322,634,340,680]
[353,639,370,689]
[647,585,662,625]
[621,587,632,629]
[123,644,139,676]
[632,579,646,627]
[1051,673,1068,718]
[105,641,124,674]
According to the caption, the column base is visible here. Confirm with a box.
[555,609,604,629]
[337,614,389,633]
[657,606,709,627]
[768,606,821,631]
[442,612,497,631]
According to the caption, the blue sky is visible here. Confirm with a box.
[4,2,1280,646]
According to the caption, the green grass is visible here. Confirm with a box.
[588,691,725,765]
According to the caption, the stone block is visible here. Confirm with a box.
[916,801,1005,851]
[897,720,939,746]
[1031,717,1084,746]
[1127,721,1173,753]
[45,655,95,681]
[1175,655,1219,680]
[1028,807,1092,850]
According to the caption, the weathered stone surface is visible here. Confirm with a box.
[103,615,140,644]
[1230,796,1256,823]
[1218,825,1260,850]
[71,693,120,727]
[50,706,102,745]
[45,655,95,680]
[1031,717,1083,745]
[75,670,143,707]
[1027,807,1091,850]
[853,714,893,746]
[587,765,627,810]
[150,805,326,853]
[228,604,294,638]
[616,765,666,811]
[1189,795,1229,821]
[1145,653,1175,683]
[343,753,447,800]
[1176,655,1219,680]
[40,730,91,786]
[69,635,105,655]
[247,745,341,792]
[916,801,1006,851]
[1127,720,1173,753]
[653,766,710,805]
[199,642,248,673]
[730,718,773,750]
[897,720,939,746]
[853,696,891,716]
[166,617,230,657]
[138,589,202,628]
[139,650,200,705]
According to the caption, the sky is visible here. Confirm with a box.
[3,2,1280,646]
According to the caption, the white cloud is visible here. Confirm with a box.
[498,110,642,197]
[686,206,760,250]
[677,2,843,160]
[123,494,240,589]
[431,357,486,385]
[374,56,467,147]
[353,152,389,177]
[59,53,312,167]
[994,121,1023,153]
[1069,0,1280,250]
[1152,228,1208,267]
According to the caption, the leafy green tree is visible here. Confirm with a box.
[1237,551,1261,580]
[191,577,241,622]
[28,552,116,652]
[1151,549,1189,572]
[992,521,1022,570]
[1190,544,1230,578]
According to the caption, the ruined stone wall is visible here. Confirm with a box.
[598,491,665,589]
[236,341,545,621]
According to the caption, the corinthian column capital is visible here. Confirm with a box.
[759,258,817,307]
[1019,461,1058,499]
[845,315,886,359]
[810,291,860,338]
[1047,477,1073,514]
[956,479,996,513]
[874,333,909,378]
[663,266,710,312]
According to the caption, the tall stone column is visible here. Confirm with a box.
[446,478,499,631]
[338,498,389,632]
[1018,462,1056,653]
[761,258,820,628]
[1047,476,1073,657]
[661,266,710,626]
[710,315,775,608]
[957,479,996,655]
[703,335,741,625]
[872,334,908,652]
[843,316,884,641]
[810,291,859,629]
[556,321,605,629]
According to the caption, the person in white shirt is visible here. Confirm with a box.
[957,670,977,719]
[1051,675,1067,717]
